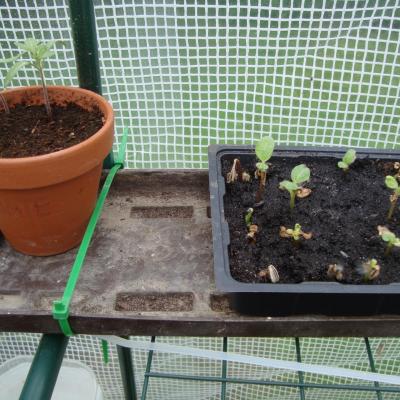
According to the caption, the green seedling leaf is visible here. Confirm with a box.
[4,61,28,88]
[0,54,23,64]
[343,149,356,166]
[385,175,399,190]
[16,38,40,53]
[279,180,298,192]
[244,208,253,228]
[382,232,396,242]
[255,136,275,163]
[256,161,268,172]
[337,161,348,169]
[291,164,310,184]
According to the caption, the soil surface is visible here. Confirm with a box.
[0,103,104,158]
[222,154,400,284]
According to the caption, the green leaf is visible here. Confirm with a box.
[382,232,396,242]
[279,180,298,192]
[0,54,22,64]
[255,136,275,163]
[385,176,399,190]
[337,161,348,169]
[343,149,356,166]
[291,164,310,184]
[256,161,268,172]
[4,61,29,88]
[16,38,40,54]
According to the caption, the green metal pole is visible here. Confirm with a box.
[117,341,138,400]
[19,334,69,400]
[68,0,114,168]
[221,337,228,400]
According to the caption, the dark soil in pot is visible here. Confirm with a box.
[222,155,400,285]
[0,103,103,158]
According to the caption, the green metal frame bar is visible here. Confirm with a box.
[141,337,156,400]
[68,0,114,168]
[221,337,228,399]
[139,337,400,399]
[117,340,138,400]
[143,372,400,394]
[19,334,69,400]
[365,338,383,400]
[295,337,306,400]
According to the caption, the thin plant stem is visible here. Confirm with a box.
[387,193,398,221]
[39,67,52,118]
[385,242,393,257]
[290,190,296,210]
[0,93,10,114]
[255,171,266,204]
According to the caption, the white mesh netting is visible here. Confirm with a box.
[1,334,400,400]
[1,1,400,168]
[1,1,400,399]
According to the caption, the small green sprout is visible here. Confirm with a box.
[280,223,312,246]
[385,175,400,220]
[244,208,254,228]
[378,225,400,256]
[254,136,275,204]
[337,149,356,171]
[1,38,62,118]
[359,259,380,281]
[279,164,311,210]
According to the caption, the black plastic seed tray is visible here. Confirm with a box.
[208,145,400,316]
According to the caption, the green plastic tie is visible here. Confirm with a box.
[52,128,129,336]
[101,339,109,364]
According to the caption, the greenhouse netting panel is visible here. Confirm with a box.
[1,1,399,168]
[1,334,400,400]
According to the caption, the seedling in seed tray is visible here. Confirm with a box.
[279,164,311,210]
[378,225,400,256]
[327,264,344,281]
[358,259,380,282]
[244,208,254,228]
[254,136,275,205]
[0,38,63,118]
[385,175,400,221]
[280,223,312,246]
[258,265,280,283]
[226,158,250,183]
[337,149,356,172]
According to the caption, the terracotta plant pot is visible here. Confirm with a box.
[0,86,114,256]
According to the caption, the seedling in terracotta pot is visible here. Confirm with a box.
[0,52,26,113]
[3,38,63,118]
[227,158,250,183]
[280,223,312,247]
[258,265,279,283]
[358,259,380,281]
[327,264,344,281]
[385,175,400,220]
[254,136,275,205]
[337,149,356,172]
[378,225,400,256]
[279,164,311,210]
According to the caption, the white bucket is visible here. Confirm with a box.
[0,356,103,400]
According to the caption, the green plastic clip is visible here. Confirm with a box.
[101,339,109,364]
[52,128,129,336]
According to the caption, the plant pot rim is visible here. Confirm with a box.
[0,85,113,164]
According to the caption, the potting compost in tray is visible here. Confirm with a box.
[222,154,400,285]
